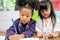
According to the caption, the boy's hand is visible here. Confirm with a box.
[36,32,44,38]
[9,34,25,40]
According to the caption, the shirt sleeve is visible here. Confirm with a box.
[35,17,42,32]
[35,23,42,32]
[22,23,36,38]
[54,18,60,32]
[5,25,15,39]
[5,19,20,40]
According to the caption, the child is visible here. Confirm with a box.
[35,1,60,38]
[5,4,36,40]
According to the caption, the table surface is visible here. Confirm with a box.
[0,31,6,36]
[0,36,5,40]
[31,35,60,40]
[0,31,60,40]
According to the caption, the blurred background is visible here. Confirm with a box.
[0,0,60,11]
[0,0,15,11]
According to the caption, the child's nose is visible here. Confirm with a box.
[23,16,27,19]
[43,11,46,14]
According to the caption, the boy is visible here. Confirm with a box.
[6,4,36,40]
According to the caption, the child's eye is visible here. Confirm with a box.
[41,11,44,12]
[21,15,24,16]
[26,16,29,17]
[46,9,48,11]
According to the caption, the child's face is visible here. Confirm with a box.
[19,8,32,24]
[40,7,51,18]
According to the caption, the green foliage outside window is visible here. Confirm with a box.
[6,0,15,8]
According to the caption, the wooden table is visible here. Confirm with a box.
[0,31,6,36]
[0,31,60,40]
[49,36,60,40]
[31,35,60,40]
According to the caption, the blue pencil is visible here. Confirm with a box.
[12,18,18,34]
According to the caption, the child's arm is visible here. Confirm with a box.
[6,26,15,40]
[8,23,36,40]
[35,25,44,38]
[8,34,25,40]
[35,17,45,38]
[6,26,25,40]
[5,19,19,40]
[8,21,36,39]
[22,23,36,38]
[5,18,20,40]
[53,18,60,37]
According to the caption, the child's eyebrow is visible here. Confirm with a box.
[26,14,31,16]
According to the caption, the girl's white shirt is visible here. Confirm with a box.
[35,17,60,34]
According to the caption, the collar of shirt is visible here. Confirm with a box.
[43,17,51,27]
[42,17,53,34]
[18,20,30,33]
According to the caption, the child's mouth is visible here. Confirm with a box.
[22,20,26,23]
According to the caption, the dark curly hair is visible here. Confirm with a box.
[16,0,39,10]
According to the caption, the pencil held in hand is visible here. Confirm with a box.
[12,18,18,34]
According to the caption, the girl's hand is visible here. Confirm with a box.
[36,32,44,38]
[53,32,60,37]
[45,32,54,38]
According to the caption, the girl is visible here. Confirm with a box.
[5,4,36,40]
[36,1,60,38]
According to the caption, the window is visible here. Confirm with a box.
[0,0,15,11]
